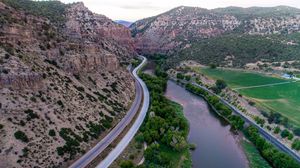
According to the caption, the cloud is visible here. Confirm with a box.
[60,0,300,22]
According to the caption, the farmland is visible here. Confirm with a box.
[199,68,300,127]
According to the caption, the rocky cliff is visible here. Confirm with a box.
[0,1,136,167]
[131,6,300,55]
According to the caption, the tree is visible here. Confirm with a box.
[14,130,29,143]
[292,139,300,151]
[49,129,56,137]
[281,129,290,138]
[120,160,135,168]
[293,128,300,136]
[185,75,191,81]
[209,64,217,69]
[176,73,184,80]
[216,79,227,90]
[274,126,281,134]
[287,71,294,78]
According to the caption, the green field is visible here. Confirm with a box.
[241,140,272,168]
[199,68,300,127]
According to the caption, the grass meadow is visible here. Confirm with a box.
[199,68,300,127]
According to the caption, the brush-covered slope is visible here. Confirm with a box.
[131,6,300,68]
[0,0,136,167]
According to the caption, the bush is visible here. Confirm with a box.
[216,79,227,90]
[24,109,39,121]
[245,126,299,168]
[0,124,3,129]
[189,143,197,150]
[120,160,134,168]
[281,129,290,138]
[292,139,300,151]
[57,100,64,108]
[274,126,281,134]
[185,75,191,81]
[14,130,29,143]
[176,73,185,80]
[49,129,56,137]
[293,128,300,136]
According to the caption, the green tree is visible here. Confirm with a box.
[120,160,135,168]
[281,129,290,138]
[49,129,56,137]
[176,73,184,80]
[14,130,29,143]
[292,139,300,151]
[216,79,227,90]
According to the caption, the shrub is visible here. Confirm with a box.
[14,131,29,143]
[209,64,217,69]
[189,143,197,150]
[57,100,64,108]
[120,160,134,168]
[292,139,300,151]
[281,129,290,138]
[24,109,39,121]
[30,96,37,102]
[49,129,56,137]
[216,79,227,90]
[0,124,3,129]
[176,73,184,80]
[185,75,191,81]
[274,126,281,134]
[293,128,300,136]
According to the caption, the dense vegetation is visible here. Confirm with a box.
[185,83,245,130]
[1,0,67,24]
[241,141,272,168]
[136,66,191,167]
[184,81,299,168]
[168,33,300,68]
[245,126,300,168]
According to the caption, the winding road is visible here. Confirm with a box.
[69,56,149,168]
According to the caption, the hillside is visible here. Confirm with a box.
[115,20,133,27]
[0,1,136,167]
[168,33,300,68]
[130,6,300,68]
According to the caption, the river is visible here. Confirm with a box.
[165,80,248,168]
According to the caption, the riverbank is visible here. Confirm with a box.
[177,78,299,168]
[165,80,248,168]
[111,63,192,167]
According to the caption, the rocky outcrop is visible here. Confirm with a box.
[131,6,300,55]
[0,1,136,168]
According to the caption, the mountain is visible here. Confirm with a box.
[0,1,136,167]
[130,6,300,68]
[115,20,133,27]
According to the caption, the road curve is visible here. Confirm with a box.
[191,82,300,163]
[69,56,149,168]
[96,56,150,168]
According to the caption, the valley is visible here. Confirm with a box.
[1,0,300,168]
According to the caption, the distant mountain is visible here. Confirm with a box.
[115,20,133,27]
[131,6,300,55]
[130,6,300,68]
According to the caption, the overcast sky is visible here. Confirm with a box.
[60,0,300,22]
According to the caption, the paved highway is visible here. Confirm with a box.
[191,82,300,163]
[69,56,149,168]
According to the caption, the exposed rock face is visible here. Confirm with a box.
[0,1,136,168]
[131,6,300,55]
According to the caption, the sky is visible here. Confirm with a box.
[60,0,300,22]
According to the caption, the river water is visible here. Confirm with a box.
[165,81,248,168]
